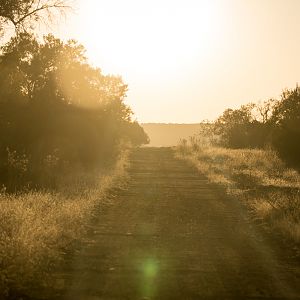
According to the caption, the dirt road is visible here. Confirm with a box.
[59,147,300,300]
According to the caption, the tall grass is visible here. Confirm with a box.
[0,151,129,299]
[176,139,300,244]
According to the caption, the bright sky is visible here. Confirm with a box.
[54,0,300,123]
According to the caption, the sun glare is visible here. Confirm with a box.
[49,0,300,122]
[71,0,223,78]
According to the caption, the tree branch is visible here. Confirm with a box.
[15,3,70,26]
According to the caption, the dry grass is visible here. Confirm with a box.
[0,151,129,298]
[176,141,300,244]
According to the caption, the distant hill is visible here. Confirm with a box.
[141,123,203,147]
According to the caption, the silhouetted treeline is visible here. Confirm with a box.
[0,33,149,191]
[213,86,300,167]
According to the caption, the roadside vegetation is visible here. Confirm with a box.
[177,87,300,244]
[0,1,149,298]
[0,153,129,298]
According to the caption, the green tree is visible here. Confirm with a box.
[0,34,148,190]
[213,102,273,148]
[214,104,255,148]
[270,86,300,166]
[0,33,128,107]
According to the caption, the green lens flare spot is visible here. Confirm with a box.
[140,258,159,298]
[143,259,158,279]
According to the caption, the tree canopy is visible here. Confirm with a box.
[0,33,149,191]
[212,86,300,167]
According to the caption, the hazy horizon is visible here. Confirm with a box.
[141,123,204,146]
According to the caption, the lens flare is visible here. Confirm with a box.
[140,258,159,298]
[144,259,158,279]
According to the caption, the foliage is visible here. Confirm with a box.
[0,2,148,298]
[270,86,300,166]
[0,151,129,299]
[213,103,269,148]
[0,33,148,191]
[212,86,300,167]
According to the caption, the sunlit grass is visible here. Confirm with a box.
[0,151,129,298]
[176,140,300,244]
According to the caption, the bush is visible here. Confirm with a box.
[0,151,129,299]
[0,33,148,191]
[213,104,271,148]
[270,87,300,167]
[212,86,300,168]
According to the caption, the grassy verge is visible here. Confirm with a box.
[176,143,300,244]
[0,151,129,299]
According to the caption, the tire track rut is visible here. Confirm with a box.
[59,147,300,300]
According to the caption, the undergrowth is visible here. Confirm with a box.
[0,151,129,299]
[176,140,300,244]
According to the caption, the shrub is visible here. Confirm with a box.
[0,33,148,191]
[270,86,300,167]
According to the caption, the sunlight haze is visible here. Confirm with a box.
[1,1,300,297]
[55,0,300,122]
